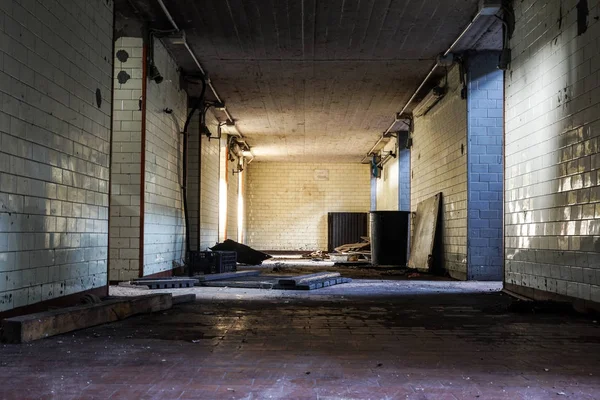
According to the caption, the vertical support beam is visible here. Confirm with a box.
[397,131,412,260]
[397,132,411,212]
[466,52,504,281]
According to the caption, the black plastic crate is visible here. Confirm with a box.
[189,251,237,275]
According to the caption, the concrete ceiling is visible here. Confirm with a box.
[115,0,501,162]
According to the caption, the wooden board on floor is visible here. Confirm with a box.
[408,193,441,272]
[1,294,173,343]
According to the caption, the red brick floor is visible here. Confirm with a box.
[1,281,599,399]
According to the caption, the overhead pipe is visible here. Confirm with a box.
[155,1,256,168]
[156,0,242,137]
[361,8,484,163]
[361,121,406,164]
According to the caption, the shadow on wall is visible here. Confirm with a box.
[1,158,108,310]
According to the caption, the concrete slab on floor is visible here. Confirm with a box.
[195,270,261,282]
[197,273,353,290]
[131,278,198,289]
[1,280,599,400]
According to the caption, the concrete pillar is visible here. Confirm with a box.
[466,52,504,281]
[397,132,411,212]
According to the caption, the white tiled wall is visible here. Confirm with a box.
[376,139,399,211]
[411,66,468,279]
[505,0,600,302]
[0,0,113,311]
[109,37,142,282]
[246,162,371,251]
[143,39,187,276]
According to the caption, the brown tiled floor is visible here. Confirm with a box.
[1,281,599,399]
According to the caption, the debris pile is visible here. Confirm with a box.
[330,236,371,263]
[210,239,272,265]
[334,236,371,253]
[302,250,327,259]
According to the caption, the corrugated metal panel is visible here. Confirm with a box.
[327,213,368,252]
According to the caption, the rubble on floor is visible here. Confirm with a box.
[334,236,371,253]
[298,237,373,264]
[301,250,327,259]
[331,237,372,264]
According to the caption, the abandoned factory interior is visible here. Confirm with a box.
[1,0,600,398]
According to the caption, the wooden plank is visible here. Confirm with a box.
[195,270,261,282]
[408,193,442,271]
[1,294,172,344]
[334,242,370,253]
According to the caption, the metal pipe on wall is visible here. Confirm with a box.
[361,9,484,163]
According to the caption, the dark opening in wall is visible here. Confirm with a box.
[577,0,589,36]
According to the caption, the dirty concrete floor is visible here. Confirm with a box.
[1,281,600,400]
